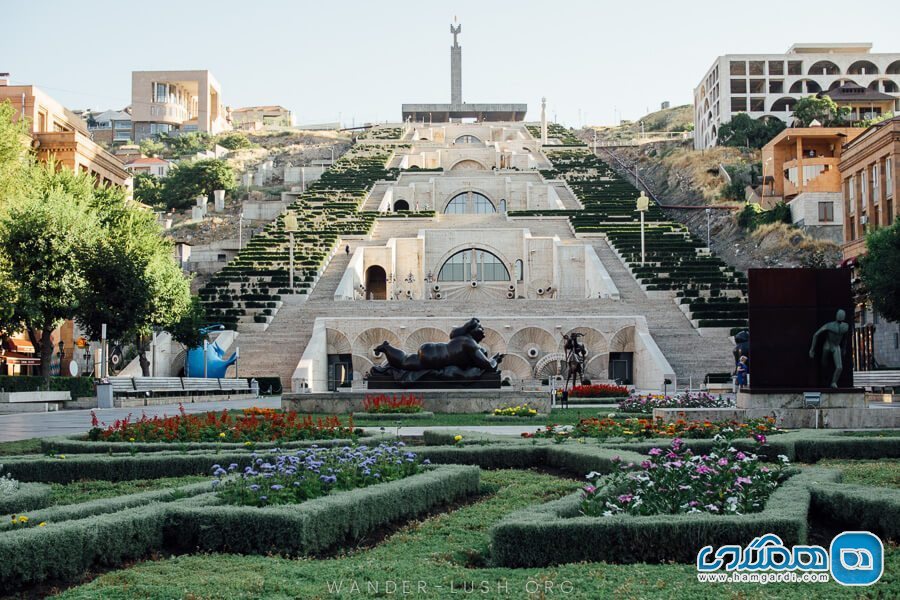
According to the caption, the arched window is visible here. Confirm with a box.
[438,248,510,282]
[808,60,840,75]
[499,199,507,213]
[455,134,481,144]
[444,191,496,214]
[514,259,523,282]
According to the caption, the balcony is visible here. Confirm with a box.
[783,157,841,197]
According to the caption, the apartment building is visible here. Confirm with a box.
[87,109,133,145]
[0,77,132,188]
[231,105,293,131]
[840,116,899,369]
[694,43,900,150]
[131,70,231,142]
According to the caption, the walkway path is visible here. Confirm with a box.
[0,397,282,443]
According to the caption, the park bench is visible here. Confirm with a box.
[854,370,900,393]
[108,377,256,406]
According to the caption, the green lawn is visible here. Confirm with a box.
[351,408,612,428]
[51,469,900,599]
[50,475,208,506]
[0,437,41,456]
[817,458,900,489]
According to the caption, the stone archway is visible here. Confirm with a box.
[365,265,387,300]
[394,199,409,212]
[449,159,487,171]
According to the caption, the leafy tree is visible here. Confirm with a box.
[139,137,165,158]
[167,296,208,349]
[215,132,254,150]
[159,132,213,157]
[133,171,165,207]
[791,95,850,127]
[718,113,785,149]
[77,186,192,376]
[0,100,33,209]
[162,159,236,209]
[0,166,101,379]
[859,222,900,322]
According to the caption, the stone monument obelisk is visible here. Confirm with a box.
[541,97,548,144]
[450,21,462,105]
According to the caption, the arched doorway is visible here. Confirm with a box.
[365,265,387,300]
[394,199,409,212]
[444,191,496,214]
[449,159,486,171]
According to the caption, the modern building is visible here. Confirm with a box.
[131,70,231,142]
[694,43,900,149]
[0,78,132,189]
[231,105,293,131]
[125,156,171,177]
[401,22,527,122]
[760,125,864,241]
[87,109,133,145]
[839,116,899,369]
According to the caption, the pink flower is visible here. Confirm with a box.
[611,455,621,463]
[754,433,767,445]
[717,458,729,466]
[584,485,596,494]
[641,460,652,469]
[672,438,683,450]
[648,448,662,456]
[617,494,634,504]
[696,465,714,475]
[736,452,747,460]
[736,476,752,486]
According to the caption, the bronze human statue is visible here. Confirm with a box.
[370,318,504,385]
[809,309,850,389]
[563,333,587,390]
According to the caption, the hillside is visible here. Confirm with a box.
[587,104,693,142]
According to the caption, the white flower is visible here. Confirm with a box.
[602,510,613,517]
[778,455,790,463]
[586,471,602,479]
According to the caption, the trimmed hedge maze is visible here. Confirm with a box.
[199,146,396,330]
[514,145,748,331]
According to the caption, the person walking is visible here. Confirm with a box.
[736,355,749,388]
[345,244,350,255]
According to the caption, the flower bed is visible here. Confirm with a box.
[568,384,630,399]
[214,443,427,507]
[349,411,435,420]
[618,392,733,414]
[492,403,540,417]
[88,405,356,443]
[523,416,782,442]
[361,393,424,414]
[0,468,52,515]
[582,437,789,517]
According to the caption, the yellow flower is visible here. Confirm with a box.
[129,437,135,443]
[454,435,462,442]
[244,441,253,446]
[58,454,66,459]
[38,522,47,527]
[219,432,226,439]
[529,409,537,414]
[18,516,28,523]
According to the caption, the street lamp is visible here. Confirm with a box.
[706,208,712,249]
[636,191,650,266]
[283,211,298,289]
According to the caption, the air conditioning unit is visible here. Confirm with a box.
[435,292,443,300]
[506,291,515,299]
[432,284,441,292]
[860,215,869,224]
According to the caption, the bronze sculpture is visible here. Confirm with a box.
[369,318,504,387]
[809,309,850,389]
[563,332,587,390]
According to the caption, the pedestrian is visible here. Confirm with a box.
[736,355,749,388]
[345,244,350,255]
[561,388,569,409]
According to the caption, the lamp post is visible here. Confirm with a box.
[283,211,298,290]
[706,208,712,249]
[238,212,243,249]
[636,191,649,266]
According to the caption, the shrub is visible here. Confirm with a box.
[361,393,423,414]
[618,391,733,414]
[214,443,427,507]
[88,404,356,443]
[524,416,781,442]
[811,482,900,541]
[0,375,94,398]
[581,437,790,517]
[568,384,630,398]
[162,159,236,210]
[0,471,51,515]
[492,403,539,417]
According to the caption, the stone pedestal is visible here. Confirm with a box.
[213,189,225,212]
[282,389,550,415]
[191,205,206,221]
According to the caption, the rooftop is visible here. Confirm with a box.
[787,43,873,54]
[821,83,897,102]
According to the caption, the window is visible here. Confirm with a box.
[37,111,46,132]
[730,61,746,76]
[861,173,867,205]
[455,135,480,144]
[788,61,802,75]
[818,201,834,222]
[887,158,893,197]
[730,79,746,94]
[749,79,765,93]
[750,98,765,112]
[731,97,747,112]
[155,83,168,103]
[437,248,510,282]
[749,61,765,76]
[444,191,495,214]
[769,61,784,75]
[515,259,523,282]
[149,123,173,135]
[769,80,784,94]
[873,164,879,204]
[848,177,855,213]
[114,120,131,130]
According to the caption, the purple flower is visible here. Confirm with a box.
[754,433,767,445]
[617,494,634,504]
[736,452,747,460]
[249,484,260,492]
[611,456,621,463]
[648,448,662,456]
[584,485,596,494]
[641,461,652,469]
[271,484,284,491]
[717,458,729,467]
[735,476,752,486]
[672,438,683,450]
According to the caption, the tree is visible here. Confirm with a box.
[791,95,850,127]
[718,113,785,149]
[132,171,165,207]
[139,137,165,158]
[0,167,101,379]
[215,132,254,150]
[859,222,900,322]
[0,100,33,210]
[77,187,192,376]
[162,159,236,209]
[167,296,208,350]
[159,132,213,157]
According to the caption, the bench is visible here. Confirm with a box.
[133,377,184,398]
[854,370,900,392]
[0,391,71,413]
[218,379,251,392]
[108,377,255,404]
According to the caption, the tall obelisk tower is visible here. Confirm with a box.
[450,20,462,105]
[541,97,548,144]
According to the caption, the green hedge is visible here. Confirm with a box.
[0,482,52,515]
[491,467,841,567]
[40,432,384,455]
[0,376,94,398]
[417,443,644,475]
[167,464,479,556]
[811,482,900,541]
[793,433,900,462]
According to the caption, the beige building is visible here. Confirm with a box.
[0,78,132,189]
[231,105,292,131]
[131,70,230,141]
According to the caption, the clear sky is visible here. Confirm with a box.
[2,0,897,126]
